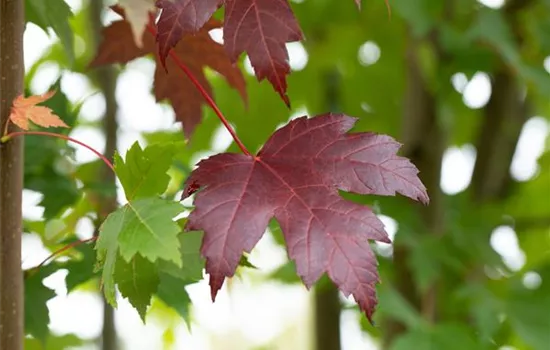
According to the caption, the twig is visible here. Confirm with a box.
[36,236,98,269]
[2,131,115,172]
[145,23,251,156]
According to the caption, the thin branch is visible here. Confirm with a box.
[35,236,98,270]
[2,131,115,172]
[144,23,251,156]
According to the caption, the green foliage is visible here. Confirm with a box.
[24,333,84,350]
[391,324,482,350]
[24,267,57,343]
[115,142,180,200]
[157,231,205,283]
[25,0,75,63]
[62,242,99,291]
[115,254,160,321]
[156,273,193,327]
[96,198,184,306]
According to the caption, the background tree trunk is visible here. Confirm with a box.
[0,0,25,349]
[89,1,119,349]
[313,69,344,350]
[383,34,445,348]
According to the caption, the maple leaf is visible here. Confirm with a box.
[96,197,184,306]
[24,266,57,343]
[182,113,428,320]
[114,141,176,200]
[9,91,69,130]
[91,14,246,137]
[97,142,186,308]
[115,253,159,320]
[118,0,157,46]
[155,0,223,66]
[157,230,205,283]
[156,273,193,327]
[155,0,302,106]
[224,0,302,106]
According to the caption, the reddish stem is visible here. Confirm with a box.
[3,131,115,172]
[145,23,251,156]
[36,236,98,269]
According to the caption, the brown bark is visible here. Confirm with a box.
[0,0,25,349]
[89,1,119,349]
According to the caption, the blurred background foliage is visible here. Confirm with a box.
[20,0,550,349]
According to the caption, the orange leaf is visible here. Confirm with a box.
[9,91,69,130]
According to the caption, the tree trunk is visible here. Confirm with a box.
[314,283,341,350]
[313,69,344,350]
[471,71,527,202]
[89,1,120,349]
[472,0,531,202]
[383,34,446,347]
[0,1,25,349]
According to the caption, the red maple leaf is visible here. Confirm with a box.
[182,113,428,320]
[90,11,246,138]
[155,0,223,66]
[156,0,302,106]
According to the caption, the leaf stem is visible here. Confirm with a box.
[2,131,115,172]
[35,236,98,269]
[145,23,251,156]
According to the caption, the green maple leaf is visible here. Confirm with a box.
[116,199,184,263]
[24,266,57,343]
[96,198,184,306]
[63,242,99,292]
[158,231,205,283]
[115,142,176,200]
[25,333,83,350]
[156,272,193,328]
[25,0,74,63]
[115,254,160,321]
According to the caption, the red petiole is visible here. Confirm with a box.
[145,22,251,156]
[35,236,98,270]
[2,131,115,172]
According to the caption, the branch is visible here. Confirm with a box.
[35,237,98,270]
[145,23,251,156]
[2,131,115,172]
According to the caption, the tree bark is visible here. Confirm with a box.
[0,0,25,349]
[89,1,119,349]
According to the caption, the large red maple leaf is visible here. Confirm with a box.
[182,113,428,320]
[90,12,246,138]
[156,0,302,106]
